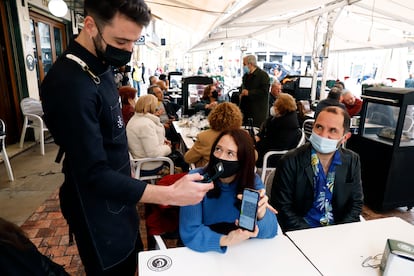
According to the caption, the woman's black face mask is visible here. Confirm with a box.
[210,155,239,178]
[212,90,219,99]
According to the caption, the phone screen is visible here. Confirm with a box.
[238,189,260,232]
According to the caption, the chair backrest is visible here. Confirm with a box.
[131,156,174,183]
[302,118,315,140]
[0,119,6,151]
[260,150,288,199]
[297,129,306,147]
[297,100,311,118]
[20,98,44,116]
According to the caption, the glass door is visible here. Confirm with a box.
[30,11,67,85]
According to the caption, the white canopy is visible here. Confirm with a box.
[145,0,414,53]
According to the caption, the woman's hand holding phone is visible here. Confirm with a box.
[219,226,258,247]
[257,189,268,220]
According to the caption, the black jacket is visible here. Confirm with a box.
[270,143,363,232]
[240,68,270,127]
[256,111,302,167]
[41,41,147,269]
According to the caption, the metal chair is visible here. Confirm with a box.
[260,130,305,197]
[19,98,49,155]
[130,156,178,250]
[130,156,174,184]
[0,119,14,181]
[302,118,315,140]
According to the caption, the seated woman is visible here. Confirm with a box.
[184,102,243,168]
[118,86,137,125]
[126,94,172,176]
[180,129,278,253]
[255,93,302,168]
[193,84,220,116]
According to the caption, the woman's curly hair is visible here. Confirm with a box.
[274,93,297,115]
[208,102,243,131]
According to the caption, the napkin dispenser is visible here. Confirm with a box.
[380,239,414,276]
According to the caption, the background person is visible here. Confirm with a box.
[184,102,243,168]
[193,84,220,116]
[239,55,270,128]
[118,85,137,125]
[314,87,346,118]
[40,1,213,274]
[180,129,278,253]
[270,106,363,232]
[341,89,362,117]
[126,95,173,176]
[269,79,282,108]
[255,93,302,168]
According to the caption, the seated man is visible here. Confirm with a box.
[314,87,345,118]
[341,89,362,117]
[270,106,363,232]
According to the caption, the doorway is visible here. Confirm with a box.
[29,11,67,86]
[0,1,20,143]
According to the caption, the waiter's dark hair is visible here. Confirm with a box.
[84,0,151,27]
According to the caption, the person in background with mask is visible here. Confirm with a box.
[239,55,270,128]
[194,84,220,116]
[180,129,278,253]
[269,79,282,108]
[270,106,363,232]
[255,93,302,168]
[40,0,213,274]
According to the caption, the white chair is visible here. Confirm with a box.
[130,156,176,250]
[19,98,49,155]
[1,119,14,181]
[260,130,305,196]
[261,150,288,193]
[297,129,306,147]
[302,118,315,140]
[130,156,174,184]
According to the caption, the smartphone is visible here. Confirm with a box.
[238,188,260,232]
[199,162,224,183]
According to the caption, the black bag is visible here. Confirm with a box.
[167,150,189,172]
[229,88,241,105]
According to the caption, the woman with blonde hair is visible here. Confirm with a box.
[255,93,302,167]
[184,102,243,168]
[126,94,172,176]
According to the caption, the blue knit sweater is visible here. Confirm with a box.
[179,168,278,253]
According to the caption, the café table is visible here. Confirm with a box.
[172,120,196,150]
[285,217,414,276]
[138,234,322,276]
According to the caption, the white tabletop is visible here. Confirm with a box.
[138,235,321,276]
[172,121,195,150]
[286,217,414,276]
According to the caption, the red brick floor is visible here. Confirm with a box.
[20,190,86,275]
[20,191,148,275]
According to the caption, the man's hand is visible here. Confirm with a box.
[241,89,249,97]
[140,173,213,206]
[167,173,214,206]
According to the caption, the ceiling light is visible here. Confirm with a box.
[48,0,68,17]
